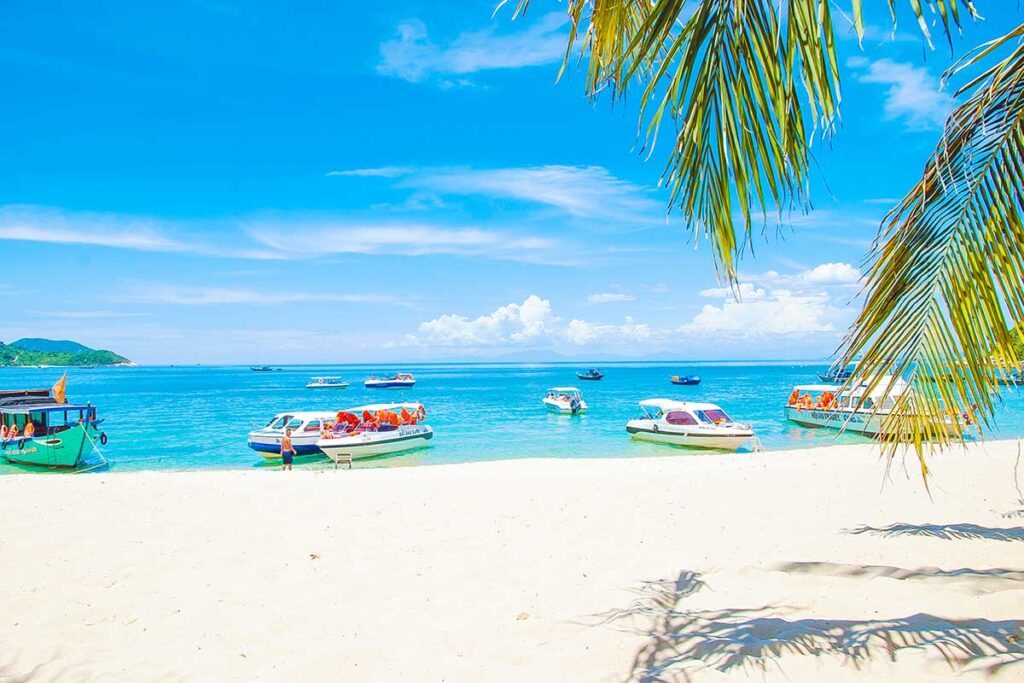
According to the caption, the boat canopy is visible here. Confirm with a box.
[0,401,93,414]
[549,387,582,393]
[311,376,343,381]
[638,398,723,412]
[792,384,844,393]
[348,403,423,413]
[267,411,337,421]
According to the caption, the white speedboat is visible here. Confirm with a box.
[248,411,336,459]
[626,399,753,450]
[306,376,349,389]
[784,376,961,437]
[317,402,432,462]
[543,387,588,414]
[364,373,416,389]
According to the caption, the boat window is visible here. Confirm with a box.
[303,420,321,432]
[286,417,303,429]
[665,411,698,426]
[703,409,730,423]
[267,415,291,429]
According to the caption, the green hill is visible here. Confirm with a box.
[0,340,131,367]
[11,338,94,353]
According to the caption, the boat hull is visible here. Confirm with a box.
[576,375,603,381]
[670,378,701,386]
[364,381,415,389]
[248,431,324,459]
[626,422,751,450]
[783,406,960,438]
[1,425,94,468]
[542,398,587,414]
[317,425,433,461]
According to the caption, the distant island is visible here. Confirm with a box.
[0,338,132,367]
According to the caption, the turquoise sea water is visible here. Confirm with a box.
[3,362,1024,473]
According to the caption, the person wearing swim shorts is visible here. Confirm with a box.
[280,428,296,471]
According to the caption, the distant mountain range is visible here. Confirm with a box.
[0,339,132,367]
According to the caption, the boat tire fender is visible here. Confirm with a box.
[100,432,108,446]
[652,424,659,433]
[16,438,24,450]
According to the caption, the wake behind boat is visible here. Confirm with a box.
[626,398,753,450]
[543,387,588,414]
[318,403,432,462]
[364,373,416,389]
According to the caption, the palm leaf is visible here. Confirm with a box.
[503,0,976,282]
[838,24,1024,474]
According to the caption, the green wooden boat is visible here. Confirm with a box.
[0,389,105,469]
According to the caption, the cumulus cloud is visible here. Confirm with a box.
[799,262,861,284]
[565,316,651,345]
[849,58,950,131]
[699,283,767,300]
[415,295,559,346]
[587,292,635,303]
[377,12,568,85]
[681,289,851,337]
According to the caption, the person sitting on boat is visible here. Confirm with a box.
[8,424,18,439]
[24,421,35,438]
[819,391,836,409]
[788,389,800,406]
[0,424,7,440]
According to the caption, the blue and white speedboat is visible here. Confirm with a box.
[364,373,416,389]
[247,411,336,459]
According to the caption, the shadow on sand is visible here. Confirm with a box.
[847,523,1024,542]
[602,570,1024,682]
[775,561,1024,592]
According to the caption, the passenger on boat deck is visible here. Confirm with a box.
[788,388,800,406]
[8,424,18,438]
[24,421,35,437]
[0,424,7,439]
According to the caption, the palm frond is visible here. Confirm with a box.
[504,0,975,282]
[838,25,1024,473]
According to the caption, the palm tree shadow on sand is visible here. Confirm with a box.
[847,523,1024,542]
[599,570,1024,682]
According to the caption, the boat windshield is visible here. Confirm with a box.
[266,415,302,430]
[665,411,698,425]
[695,409,730,424]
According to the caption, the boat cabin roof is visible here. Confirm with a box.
[792,384,843,393]
[348,402,423,413]
[549,386,581,393]
[269,411,337,421]
[0,401,93,414]
[639,398,723,412]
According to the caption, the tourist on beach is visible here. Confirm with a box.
[280,428,296,471]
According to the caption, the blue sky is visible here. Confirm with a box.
[0,1,1018,364]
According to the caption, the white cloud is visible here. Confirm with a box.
[416,295,559,346]
[0,205,285,260]
[377,12,568,84]
[565,316,651,345]
[850,58,950,131]
[326,166,413,178]
[681,289,851,337]
[587,292,635,303]
[248,222,569,265]
[699,283,766,300]
[799,262,861,285]
[120,283,406,306]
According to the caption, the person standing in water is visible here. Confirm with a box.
[280,428,297,471]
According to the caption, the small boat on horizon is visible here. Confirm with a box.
[817,361,856,383]
[0,387,107,469]
[318,402,432,462]
[543,387,588,415]
[306,376,349,389]
[626,398,753,450]
[364,373,416,389]
[670,375,701,386]
[576,368,605,381]
[251,366,282,372]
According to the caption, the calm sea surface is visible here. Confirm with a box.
[3,362,1024,473]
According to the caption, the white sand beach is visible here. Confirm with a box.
[2,442,1023,681]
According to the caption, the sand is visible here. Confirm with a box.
[1,441,1023,682]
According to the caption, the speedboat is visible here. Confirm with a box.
[247,411,336,459]
[0,388,106,468]
[317,403,432,462]
[784,376,961,437]
[364,373,416,389]
[543,387,588,414]
[670,375,701,386]
[626,399,753,450]
[306,376,349,389]
[576,368,605,381]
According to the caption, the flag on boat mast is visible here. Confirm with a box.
[52,372,67,404]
